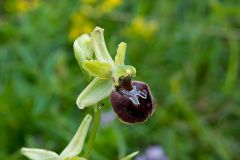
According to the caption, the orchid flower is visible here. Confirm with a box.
[21,115,92,160]
[74,27,136,109]
[74,27,154,124]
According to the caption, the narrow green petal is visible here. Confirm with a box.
[112,65,136,85]
[115,42,126,65]
[83,60,112,79]
[74,34,93,67]
[91,27,114,64]
[60,115,92,159]
[76,78,112,109]
[120,151,139,160]
[21,148,59,160]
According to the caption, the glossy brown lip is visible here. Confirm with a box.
[110,77,154,124]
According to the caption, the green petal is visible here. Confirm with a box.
[21,148,59,160]
[120,151,139,160]
[76,78,113,109]
[115,42,126,65]
[112,65,136,85]
[91,27,114,64]
[74,34,93,67]
[83,60,112,79]
[60,115,92,159]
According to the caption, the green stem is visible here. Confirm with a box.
[83,104,101,159]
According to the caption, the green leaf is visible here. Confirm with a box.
[74,34,93,67]
[120,151,139,160]
[115,42,126,65]
[21,148,59,160]
[82,60,112,79]
[76,78,112,109]
[60,115,92,159]
[91,27,114,64]
[68,157,87,160]
[112,65,136,85]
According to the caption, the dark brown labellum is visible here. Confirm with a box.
[110,76,154,124]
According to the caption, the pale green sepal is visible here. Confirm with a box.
[112,65,136,85]
[115,42,126,65]
[82,60,112,79]
[74,34,93,66]
[91,27,114,64]
[21,148,59,160]
[120,151,139,160]
[76,78,113,109]
[60,115,92,159]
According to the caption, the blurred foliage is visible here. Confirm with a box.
[0,0,240,159]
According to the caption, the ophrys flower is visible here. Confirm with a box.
[74,27,154,124]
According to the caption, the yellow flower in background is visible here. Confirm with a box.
[16,0,29,13]
[80,0,122,15]
[81,0,97,5]
[69,0,123,41]
[4,0,39,14]
[68,12,94,41]
[122,16,158,40]
[99,0,122,14]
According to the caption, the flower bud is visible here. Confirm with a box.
[110,76,154,124]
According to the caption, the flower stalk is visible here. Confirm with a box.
[83,104,101,159]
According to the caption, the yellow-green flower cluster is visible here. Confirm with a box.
[122,16,158,40]
[98,0,122,14]
[4,0,39,14]
[68,11,94,41]
[68,0,123,41]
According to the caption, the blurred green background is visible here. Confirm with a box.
[0,0,239,159]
